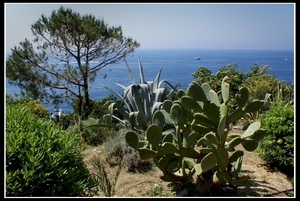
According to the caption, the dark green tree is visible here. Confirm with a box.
[6,6,140,119]
[192,62,244,98]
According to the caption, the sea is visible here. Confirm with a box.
[5,49,295,113]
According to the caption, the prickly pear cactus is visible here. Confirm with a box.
[125,76,267,196]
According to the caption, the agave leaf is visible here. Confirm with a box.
[100,83,123,100]
[157,79,180,100]
[151,102,163,118]
[103,114,128,128]
[124,59,136,85]
[114,83,127,91]
[107,102,128,122]
[138,56,146,84]
[154,88,165,103]
[153,66,163,90]
[159,79,180,91]
[139,83,151,119]
[127,85,144,113]
[129,111,148,131]
[146,81,154,95]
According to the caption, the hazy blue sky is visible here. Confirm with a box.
[5,3,295,52]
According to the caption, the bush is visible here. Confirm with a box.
[192,63,243,101]
[6,104,95,196]
[103,129,153,172]
[242,74,279,101]
[88,95,121,120]
[257,101,294,170]
[56,112,78,130]
[6,93,50,119]
[66,117,116,146]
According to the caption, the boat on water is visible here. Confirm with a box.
[195,56,201,60]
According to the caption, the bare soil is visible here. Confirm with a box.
[81,127,294,197]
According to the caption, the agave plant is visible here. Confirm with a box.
[100,57,180,131]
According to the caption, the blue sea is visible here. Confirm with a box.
[5,49,295,113]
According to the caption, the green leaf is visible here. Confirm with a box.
[146,124,162,149]
[138,148,157,160]
[209,89,221,106]
[170,103,183,125]
[194,152,217,175]
[221,76,230,104]
[152,110,165,130]
[125,131,139,150]
[241,122,261,139]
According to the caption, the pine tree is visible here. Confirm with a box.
[6,6,140,119]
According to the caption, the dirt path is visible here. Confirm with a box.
[233,144,294,197]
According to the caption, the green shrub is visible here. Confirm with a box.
[66,117,115,146]
[191,63,251,114]
[6,93,50,119]
[192,63,243,101]
[257,101,294,169]
[56,112,78,130]
[89,155,124,197]
[146,183,175,197]
[277,81,294,104]
[242,74,279,101]
[6,104,95,196]
[88,95,121,120]
[103,129,153,172]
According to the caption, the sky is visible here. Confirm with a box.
[4,3,295,52]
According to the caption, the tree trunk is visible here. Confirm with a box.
[78,95,83,119]
[83,75,90,120]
